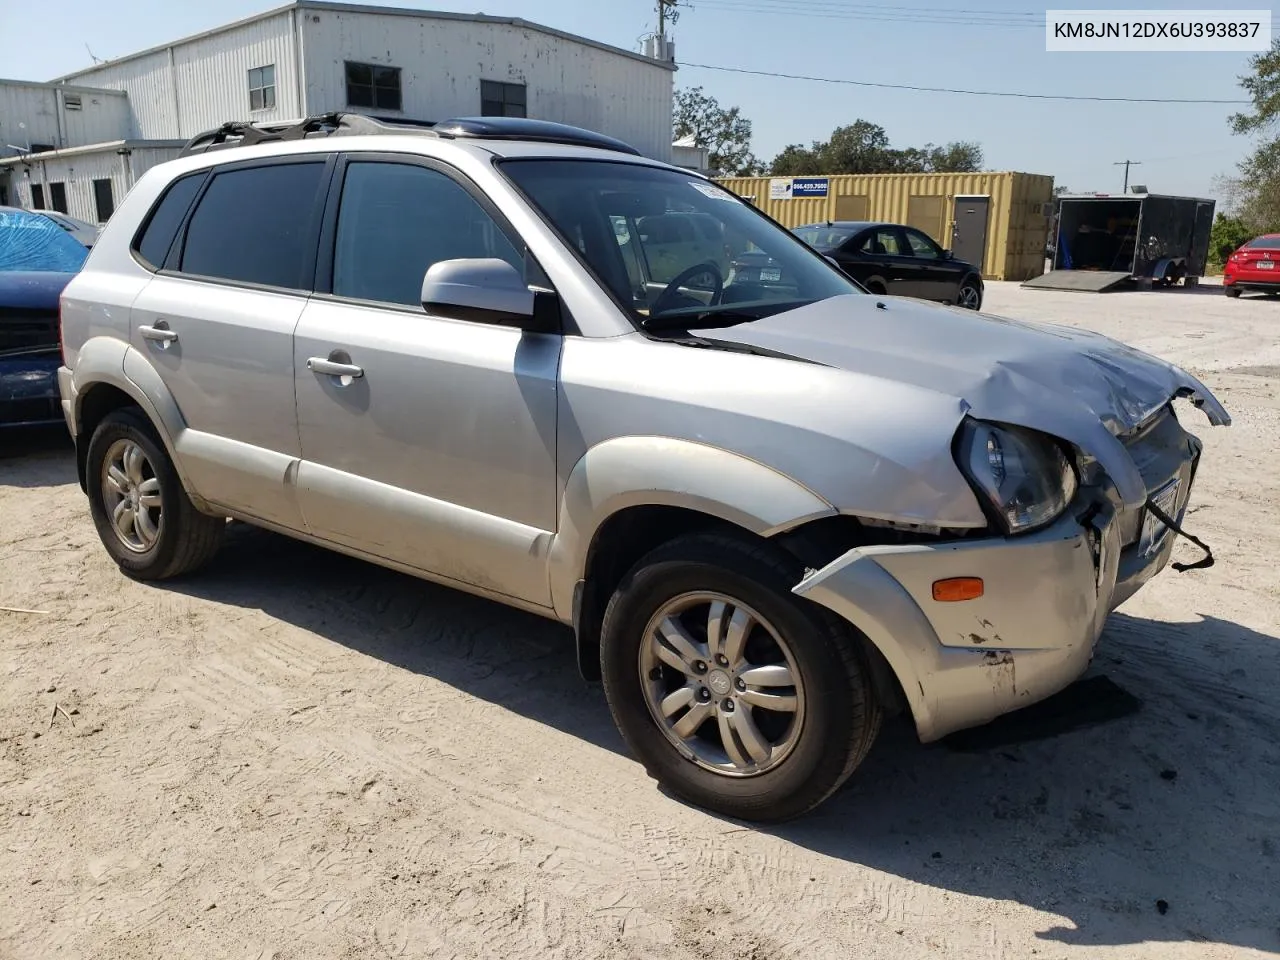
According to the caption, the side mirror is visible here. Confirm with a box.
[421,258,560,332]
[942,249,955,260]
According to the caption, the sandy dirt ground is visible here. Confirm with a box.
[1,281,1278,960]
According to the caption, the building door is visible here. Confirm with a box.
[951,195,989,273]
[93,179,115,222]
[49,182,68,214]
[834,194,868,221]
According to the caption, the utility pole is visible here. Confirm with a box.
[1113,159,1142,193]
[657,0,681,40]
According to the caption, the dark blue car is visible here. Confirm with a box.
[0,207,89,427]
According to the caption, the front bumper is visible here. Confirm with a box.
[796,458,1196,741]
[0,357,61,427]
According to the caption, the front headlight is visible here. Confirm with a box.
[956,419,1078,534]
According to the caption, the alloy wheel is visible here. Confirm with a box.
[638,591,805,777]
[100,438,163,553]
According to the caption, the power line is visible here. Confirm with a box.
[691,0,1280,31]
[695,0,1047,16]
[679,61,1252,104]
[692,2,1047,28]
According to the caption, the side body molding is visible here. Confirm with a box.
[547,435,836,621]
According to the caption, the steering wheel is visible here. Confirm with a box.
[651,262,724,316]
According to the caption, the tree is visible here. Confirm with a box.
[1225,39,1280,231]
[1208,212,1253,267]
[766,120,983,175]
[673,87,760,176]
[1053,185,1072,196]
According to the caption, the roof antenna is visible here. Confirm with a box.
[85,43,103,64]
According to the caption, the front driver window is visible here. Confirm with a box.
[905,230,942,259]
[333,161,522,307]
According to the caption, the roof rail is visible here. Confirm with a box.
[178,112,438,157]
[178,112,640,158]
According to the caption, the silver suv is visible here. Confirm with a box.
[57,114,1229,821]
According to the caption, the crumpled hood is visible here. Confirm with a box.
[693,294,1230,508]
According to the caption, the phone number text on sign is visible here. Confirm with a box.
[1046,10,1271,51]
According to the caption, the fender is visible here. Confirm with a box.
[68,337,209,509]
[1152,257,1174,282]
[547,435,836,621]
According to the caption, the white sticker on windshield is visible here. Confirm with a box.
[688,181,734,201]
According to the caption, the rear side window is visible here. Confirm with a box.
[179,162,325,289]
[134,173,205,269]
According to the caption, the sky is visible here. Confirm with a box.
[0,0,1270,199]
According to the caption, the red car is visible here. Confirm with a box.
[1223,234,1280,297]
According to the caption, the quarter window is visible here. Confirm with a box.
[332,161,521,308]
[248,64,276,111]
[179,163,325,289]
[134,172,205,269]
[345,61,402,111]
[481,80,527,118]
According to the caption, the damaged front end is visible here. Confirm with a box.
[792,396,1217,743]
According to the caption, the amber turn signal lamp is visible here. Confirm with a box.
[932,577,984,602]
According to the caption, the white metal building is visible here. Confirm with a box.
[0,2,676,222]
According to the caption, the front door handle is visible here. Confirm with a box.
[307,357,364,378]
[138,324,178,343]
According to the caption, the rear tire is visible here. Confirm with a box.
[1225,286,1242,298]
[599,532,881,822]
[86,408,224,580]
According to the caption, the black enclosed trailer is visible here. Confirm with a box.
[1029,193,1214,292]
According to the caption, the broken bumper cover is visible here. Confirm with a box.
[794,492,1174,742]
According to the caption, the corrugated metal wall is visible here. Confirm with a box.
[301,9,674,159]
[7,144,182,223]
[59,50,176,138]
[0,82,131,149]
[719,171,1055,281]
[173,12,300,134]
[56,12,299,138]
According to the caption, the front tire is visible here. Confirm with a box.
[957,277,983,310]
[600,533,881,822]
[86,408,224,580]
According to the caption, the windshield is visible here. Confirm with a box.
[792,224,858,251]
[0,209,89,273]
[499,159,861,328]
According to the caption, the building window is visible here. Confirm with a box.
[481,80,526,118]
[345,61,401,111]
[93,179,115,222]
[49,182,68,214]
[30,184,45,209]
[248,64,276,111]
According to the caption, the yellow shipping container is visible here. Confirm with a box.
[716,171,1055,282]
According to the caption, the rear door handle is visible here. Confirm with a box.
[138,324,178,343]
[307,357,364,378]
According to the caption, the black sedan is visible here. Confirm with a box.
[792,221,984,310]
